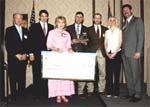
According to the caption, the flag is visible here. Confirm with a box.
[108,0,112,19]
[30,0,35,25]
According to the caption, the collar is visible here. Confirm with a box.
[40,21,47,27]
[127,15,133,23]
[75,23,81,27]
[94,24,101,30]
[15,24,21,28]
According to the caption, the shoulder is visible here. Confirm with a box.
[105,29,111,34]
[101,25,108,30]
[67,24,74,29]
[62,31,70,38]
[88,25,94,29]
[48,23,54,29]
[133,16,143,23]
[82,25,88,29]
[64,30,70,35]
[117,28,122,32]
[30,23,39,29]
[49,29,55,34]
[6,26,14,30]
[6,26,15,33]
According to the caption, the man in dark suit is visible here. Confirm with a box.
[67,11,88,98]
[122,4,144,102]
[5,13,30,101]
[29,9,53,99]
[87,13,108,95]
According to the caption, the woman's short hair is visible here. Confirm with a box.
[55,16,67,28]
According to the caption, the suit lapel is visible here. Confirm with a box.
[124,16,135,31]
[128,16,135,26]
[92,26,97,36]
[38,23,45,37]
[73,24,77,35]
[72,24,77,39]
[47,24,52,37]
[101,26,104,37]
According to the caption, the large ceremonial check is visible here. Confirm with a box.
[41,51,96,80]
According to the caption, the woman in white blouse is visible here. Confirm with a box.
[104,16,122,98]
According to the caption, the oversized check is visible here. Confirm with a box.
[41,51,96,80]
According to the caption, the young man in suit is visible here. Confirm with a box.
[67,11,88,99]
[122,4,144,102]
[87,13,108,95]
[5,13,30,101]
[29,9,54,100]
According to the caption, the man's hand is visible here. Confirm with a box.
[72,39,80,44]
[80,39,88,45]
[134,52,141,59]
[16,54,23,61]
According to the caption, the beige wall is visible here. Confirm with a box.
[4,0,150,94]
[5,0,93,28]
[144,0,150,83]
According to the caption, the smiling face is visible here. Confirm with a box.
[123,6,133,19]
[109,17,116,26]
[55,16,66,30]
[13,14,23,26]
[56,19,65,29]
[39,13,49,23]
[75,14,84,24]
[93,14,102,25]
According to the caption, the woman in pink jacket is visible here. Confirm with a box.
[46,16,74,103]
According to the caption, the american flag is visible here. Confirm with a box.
[30,0,35,25]
[108,0,112,19]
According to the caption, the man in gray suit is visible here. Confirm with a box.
[122,4,144,102]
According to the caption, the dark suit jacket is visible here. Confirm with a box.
[122,16,144,57]
[5,25,30,61]
[67,24,88,52]
[88,25,108,57]
[29,22,54,55]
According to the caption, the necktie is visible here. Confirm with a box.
[123,20,128,30]
[97,26,100,38]
[76,24,80,39]
[43,23,46,36]
[18,26,22,40]
[97,26,101,49]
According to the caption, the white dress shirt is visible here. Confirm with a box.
[75,23,81,34]
[94,24,101,38]
[40,21,48,35]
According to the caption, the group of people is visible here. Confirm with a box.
[5,4,144,103]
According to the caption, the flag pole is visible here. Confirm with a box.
[30,0,36,26]
[113,0,115,16]
[92,0,95,24]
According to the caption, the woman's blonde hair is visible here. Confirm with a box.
[108,16,119,29]
[55,16,67,29]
